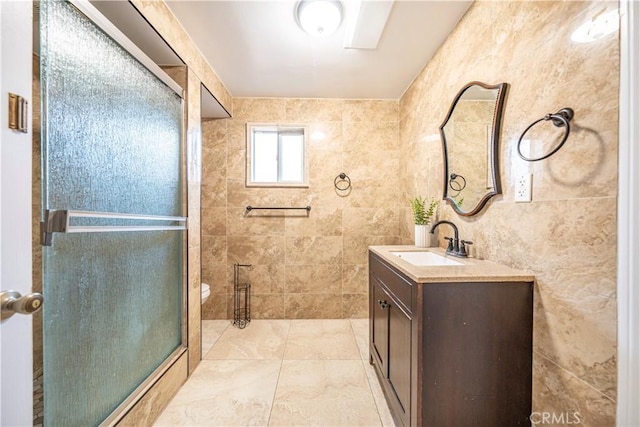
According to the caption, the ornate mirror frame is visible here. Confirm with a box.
[439,81,509,216]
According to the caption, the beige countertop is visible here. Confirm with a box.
[369,245,535,284]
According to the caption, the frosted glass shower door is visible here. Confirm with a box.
[39,1,185,425]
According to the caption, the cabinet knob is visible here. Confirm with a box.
[378,300,390,309]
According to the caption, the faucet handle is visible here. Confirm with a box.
[444,236,455,253]
[460,240,473,257]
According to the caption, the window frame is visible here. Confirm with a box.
[246,123,309,188]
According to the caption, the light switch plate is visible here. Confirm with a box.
[515,174,532,202]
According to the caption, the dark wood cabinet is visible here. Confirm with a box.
[369,251,533,427]
[370,275,412,426]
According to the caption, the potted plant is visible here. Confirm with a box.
[411,196,439,247]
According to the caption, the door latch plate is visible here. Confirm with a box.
[8,93,28,133]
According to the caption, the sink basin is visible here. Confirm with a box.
[390,251,463,267]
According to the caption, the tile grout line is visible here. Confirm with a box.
[266,319,292,426]
[349,319,386,427]
[533,350,616,403]
[200,320,230,359]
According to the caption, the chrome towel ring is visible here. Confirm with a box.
[517,107,574,162]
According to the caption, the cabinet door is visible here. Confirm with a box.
[389,303,412,426]
[371,277,390,375]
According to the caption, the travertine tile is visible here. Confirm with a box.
[202,145,226,175]
[248,294,286,319]
[343,151,400,188]
[285,236,343,265]
[283,320,360,359]
[342,293,369,319]
[202,119,227,149]
[188,285,202,368]
[201,235,227,267]
[284,264,342,294]
[186,69,203,375]
[533,285,616,399]
[284,294,343,319]
[269,360,381,426]
[227,207,286,236]
[201,207,226,236]
[343,184,398,209]
[225,179,269,208]
[227,236,285,265]
[344,100,399,123]
[202,262,226,295]
[201,320,231,355]
[226,148,246,182]
[227,263,285,295]
[284,206,342,237]
[532,354,615,427]
[343,235,400,265]
[342,264,369,294]
[285,98,344,122]
[120,353,187,427]
[201,294,228,320]
[307,121,343,153]
[205,320,290,360]
[233,98,287,122]
[349,319,370,362]
[343,120,399,153]
[343,208,400,237]
[363,363,397,427]
[202,181,227,208]
[154,360,280,426]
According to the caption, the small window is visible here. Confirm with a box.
[246,124,308,187]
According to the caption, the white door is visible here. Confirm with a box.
[0,1,34,425]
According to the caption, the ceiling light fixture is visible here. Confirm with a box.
[571,8,618,43]
[295,0,343,38]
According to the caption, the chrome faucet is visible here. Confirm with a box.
[429,220,473,258]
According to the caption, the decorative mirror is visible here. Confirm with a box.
[440,81,508,216]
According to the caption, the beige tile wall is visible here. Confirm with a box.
[201,98,400,319]
[399,1,618,424]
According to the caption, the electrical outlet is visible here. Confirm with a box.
[515,174,532,202]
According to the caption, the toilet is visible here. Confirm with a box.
[201,283,210,304]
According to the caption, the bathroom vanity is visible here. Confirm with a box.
[368,246,534,427]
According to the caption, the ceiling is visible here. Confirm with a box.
[165,0,472,100]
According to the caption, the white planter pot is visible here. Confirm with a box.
[414,224,430,248]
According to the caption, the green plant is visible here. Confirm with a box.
[410,196,439,225]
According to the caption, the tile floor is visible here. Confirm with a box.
[155,319,395,427]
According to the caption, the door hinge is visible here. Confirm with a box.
[8,93,28,133]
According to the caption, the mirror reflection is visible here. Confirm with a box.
[440,81,508,216]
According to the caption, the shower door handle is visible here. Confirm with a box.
[41,209,188,246]
[1,290,44,321]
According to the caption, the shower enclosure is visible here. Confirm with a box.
[37,1,186,425]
